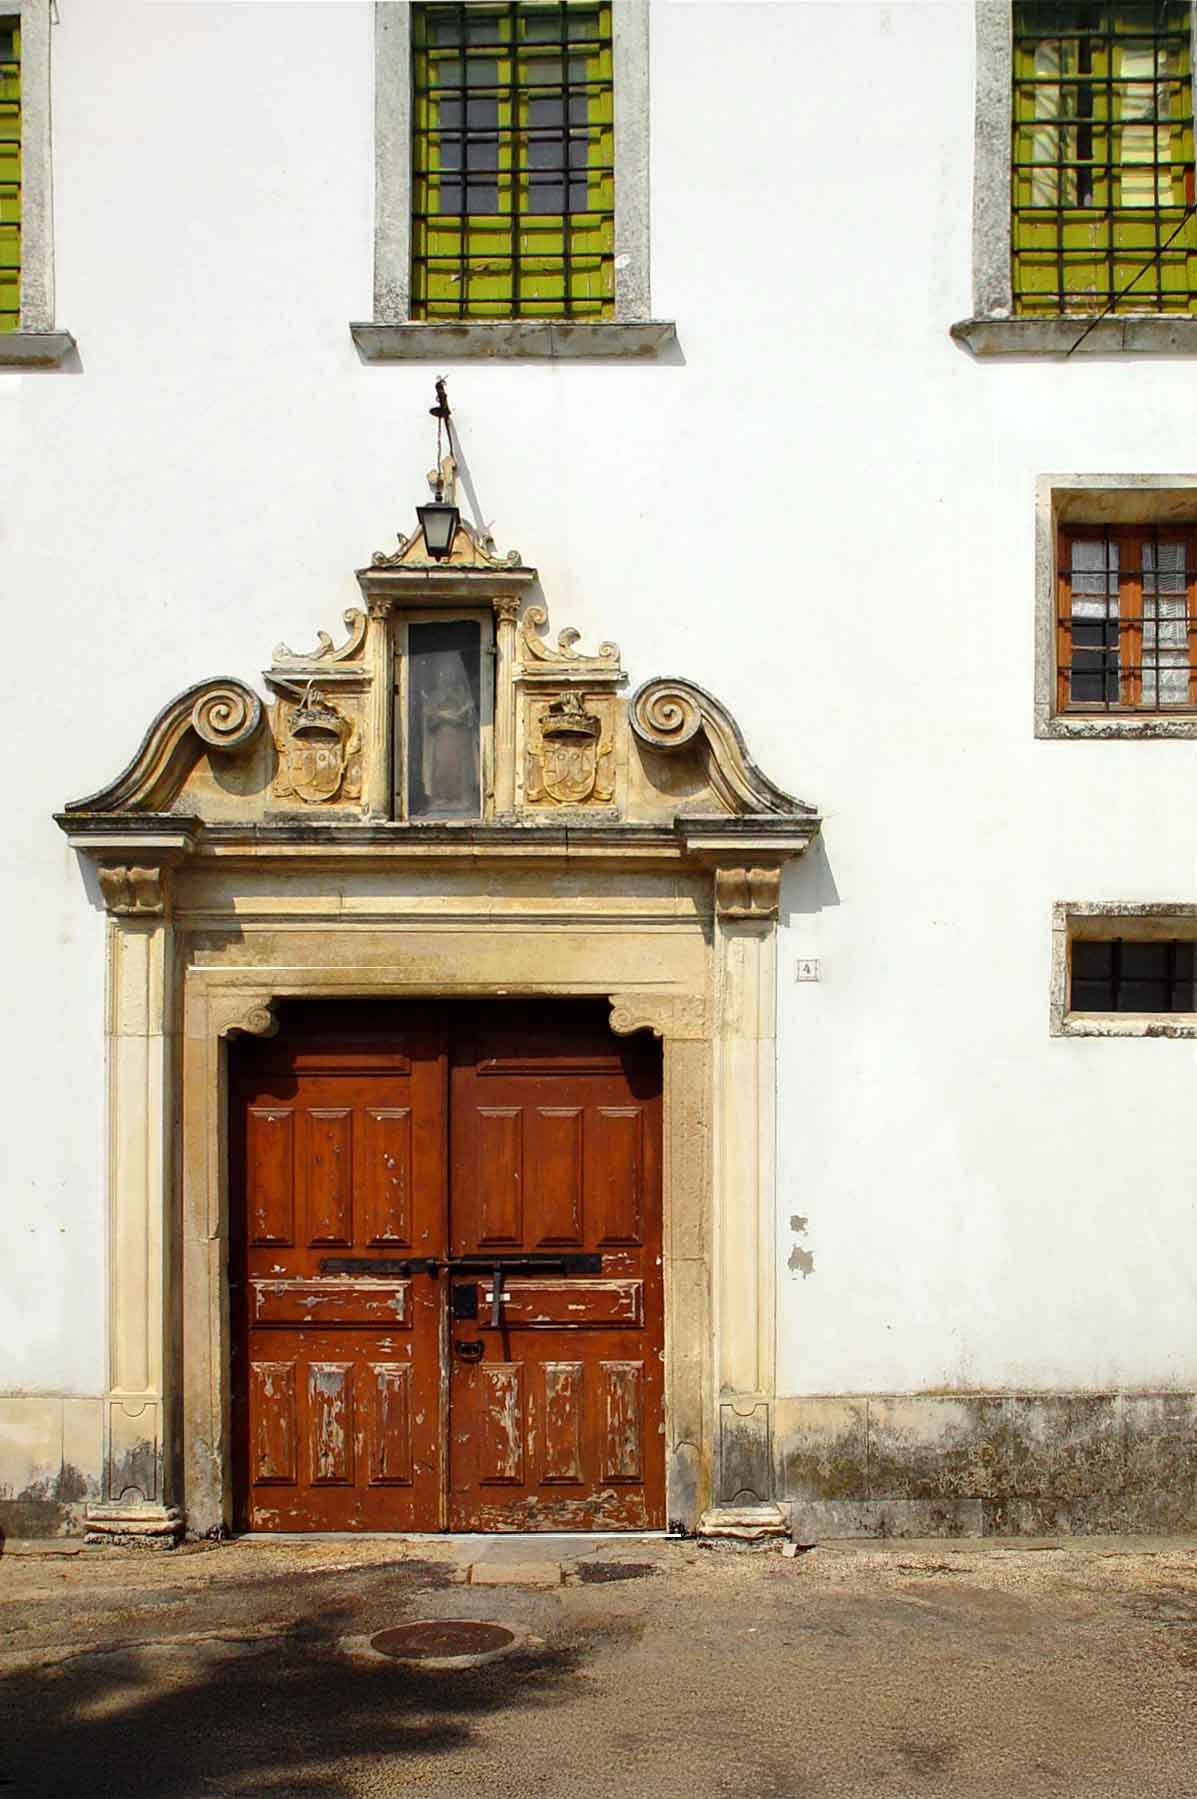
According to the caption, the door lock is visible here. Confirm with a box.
[451,1282,479,1320]
[454,1339,485,1363]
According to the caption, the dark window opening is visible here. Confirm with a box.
[1071,937,1197,1010]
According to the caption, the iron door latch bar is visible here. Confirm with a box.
[318,1252,603,1278]
[317,1257,439,1276]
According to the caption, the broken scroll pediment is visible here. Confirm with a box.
[58,567,816,841]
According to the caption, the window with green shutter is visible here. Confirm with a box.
[1012,2,1197,315]
[411,1,614,321]
[0,17,18,333]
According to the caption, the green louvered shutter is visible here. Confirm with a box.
[1013,2,1197,315]
[411,2,614,320]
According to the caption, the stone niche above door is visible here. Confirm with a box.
[56,510,822,1541]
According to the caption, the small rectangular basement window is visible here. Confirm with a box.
[1071,937,1197,1010]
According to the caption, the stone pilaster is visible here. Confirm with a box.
[364,597,395,819]
[492,594,520,815]
[711,865,780,1507]
[89,867,181,1539]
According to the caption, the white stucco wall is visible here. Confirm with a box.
[4,0,1196,1405]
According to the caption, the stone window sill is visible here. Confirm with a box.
[350,319,677,361]
[1055,1012,1197,1039]
[0,329,76,368]
[1038,713,1197,740]
[952,315,1197,357]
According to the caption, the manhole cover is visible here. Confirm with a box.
[368,1621,516,1660]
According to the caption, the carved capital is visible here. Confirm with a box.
[609,991,708,1041]
[493,594,522,625]
[366,595,395,621]
[98,863,168,918]
[714,866,781,921]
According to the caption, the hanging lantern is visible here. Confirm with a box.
[416,376,459,560]
[416,490,459,560]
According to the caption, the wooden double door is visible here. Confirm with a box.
[230,1002,664,1532]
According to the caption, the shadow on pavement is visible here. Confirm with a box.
[0,1597,587,1798]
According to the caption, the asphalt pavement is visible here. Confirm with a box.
[2,1531,1195,1798]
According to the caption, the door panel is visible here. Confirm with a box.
[249,1278,410,1328]
[361,1107,413,1244]
[470,1277,642,1329]
[231,1022,446,1531]
[448,1006,664,1531]
[231,1001,664,1533]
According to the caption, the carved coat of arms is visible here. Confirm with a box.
[273,685,362,806]
[526,691,614,806]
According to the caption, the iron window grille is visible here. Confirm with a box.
[1071,937,1197,1009]
[1056,522,1197,710]
[0,17,18,333]
[1012,1,1197,314]
[411,1,614,321]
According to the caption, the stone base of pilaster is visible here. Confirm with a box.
[84,1502,183,1547]
[696,1502,788,1550]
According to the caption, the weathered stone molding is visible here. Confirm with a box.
[953,316,1197,358]
[351,321,677,362]
[0,329,75,367]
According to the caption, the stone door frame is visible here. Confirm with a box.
[93,858,784,1537]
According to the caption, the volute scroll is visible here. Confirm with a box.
[630,677,814,820]
[63,678,264,815]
